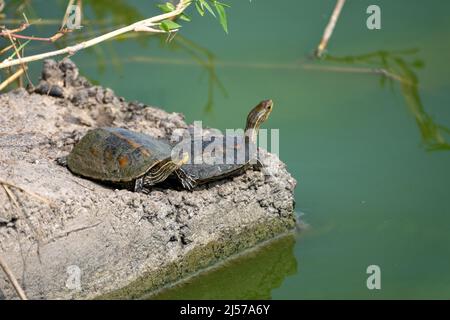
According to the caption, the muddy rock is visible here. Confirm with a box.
[0,59,297,299]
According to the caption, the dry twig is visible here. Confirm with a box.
[0,179,51,205]
[0,180,47,261]
[315,0,346,58]
[0,254,28,300]
[0,65,27,91]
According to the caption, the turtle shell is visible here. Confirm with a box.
[67,128,172,182]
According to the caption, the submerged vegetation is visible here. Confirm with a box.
[323,49,450,151]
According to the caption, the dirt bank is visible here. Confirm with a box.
[0,59,297,299]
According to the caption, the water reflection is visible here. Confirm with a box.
[162,35,227,114]
[323,49,450,151]
[85,0,229,112]
[104,34,228,112]
[148,234,297,300]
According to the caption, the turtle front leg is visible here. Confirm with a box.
[174,168,197,191]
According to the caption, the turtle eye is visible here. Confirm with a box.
[265,100,273,110]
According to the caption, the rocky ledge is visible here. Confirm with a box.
[0,59,297,299]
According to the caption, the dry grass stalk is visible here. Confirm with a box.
[0,254,28,300]
[0,65,26,91]
[315,0,346,58]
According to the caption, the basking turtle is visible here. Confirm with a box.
[173,99,273,186]
[58,127,195,191]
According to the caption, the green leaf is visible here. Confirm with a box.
[157,2,175,13]
[179,13,191,22]
[214,2,228,33]
[160,19,182,32]
[200,0,216,17]
[195,1,205,16]
[216,1,231,8]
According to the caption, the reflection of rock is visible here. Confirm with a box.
[0,59,297,299]
[149,234,297,300]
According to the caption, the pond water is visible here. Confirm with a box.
[4,0,450,299]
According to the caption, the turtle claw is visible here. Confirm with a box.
[175,168,197,191]
[56,156,68,167]
[252,158,264,171]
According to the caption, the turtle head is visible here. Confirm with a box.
[245,99,273,142]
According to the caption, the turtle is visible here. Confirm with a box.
[170,99,273,186]
[57,127,195,192]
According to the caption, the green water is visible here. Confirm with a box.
[3,0,450,299]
